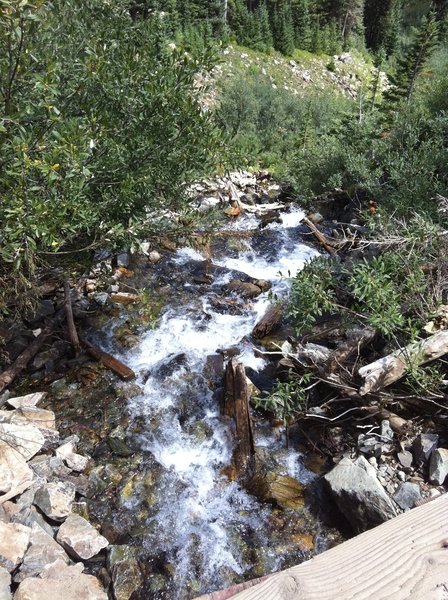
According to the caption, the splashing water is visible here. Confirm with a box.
[120,211,320,598]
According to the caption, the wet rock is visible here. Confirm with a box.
[0,424,44,461]
[10,506,55,539]
[110,293,138,306]
[107,437,132,458]
[0,566,11,600]
[253,279,271,293]
[223,280,262,299]
[307,212,324,224]
[108,546,143,600]
[429,448,448,485]
[14,559,107,600]
[248,472,305,510]
[14,523,70,582]
[0,521,31,572]
[413,433,438,464]
[393,482,422,510]
[203,354,224,386]
[55,441,88,473]
[0,440,34,504]
[33,482,75,521]
[56,514,108,560]
[7,394,46,410]
[324,455,398,532]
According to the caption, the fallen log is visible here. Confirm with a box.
[325,327,376,374]
[0,309,65,395]
[302,216,337,255]
[251,302,285,339]
[358,330,448,395]
[223,359,256,482]
[80,338,135,381]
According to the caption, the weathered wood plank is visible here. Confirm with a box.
[196,493,448,600]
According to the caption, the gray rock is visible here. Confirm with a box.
[393,482,422,510]
[116,253,129,268]
[0,521,31,572]
[14,559,107,600]
[413,433,438,464]
[31,350,59,372]
[0,424,44,461]
[397,450,413,469]
[14,523,70,582]
[55,441,88,473]
[93,293,110,307]
[9,408,55,431]
[380,420,394,442]
[429,448,448,485]
[324,455,398,532]
[0,440,34,503]
[33,482,75,521]
[56,514,108,560]
[148,251,161,264]
[0,566,11,600]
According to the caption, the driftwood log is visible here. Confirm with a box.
[359,329,448,395]
[80,338,135,381]
[223,359,255,482]
[252,302,285,339]
[302,216,336,255]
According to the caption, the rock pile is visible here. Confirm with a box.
[0,391,108,600]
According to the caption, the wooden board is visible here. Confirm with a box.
[195,493,448,600]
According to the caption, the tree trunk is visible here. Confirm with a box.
[252,302,285,339]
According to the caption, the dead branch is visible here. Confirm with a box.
[64,278,80,354]
[80,338,135,381]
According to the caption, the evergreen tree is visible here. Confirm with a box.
[386,10,440,104]
[364,0,401,54]
[272,4,295,55]
[291,0,312,51]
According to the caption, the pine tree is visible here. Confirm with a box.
[364,0,401,54]
[272,3,295,55]
[291,0,312,51]
[386,10,440,104]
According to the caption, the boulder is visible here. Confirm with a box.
[7,395,46,410]
[14,523,70,582]
[0,521,31,572]
[0,441,34,504]
[429,448,448,486]
[56,514,108,560]
[0,424,44,461]
[14,559,107,600]
[0,566,11,600]
[223,280,262,299]
[247,472,304,510]
[324,455,398,532]
[33,482,75,521]
[393,482,422,510]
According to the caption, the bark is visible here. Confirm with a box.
[252,302,285,339]
[223,359,255,482]
[80,338,135,381]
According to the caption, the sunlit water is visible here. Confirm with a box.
[121,206,320,598]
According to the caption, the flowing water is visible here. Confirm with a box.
[109,207,325,598]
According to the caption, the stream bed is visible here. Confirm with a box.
[47,205,344,599]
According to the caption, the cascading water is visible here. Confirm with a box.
[117,207,322,598]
